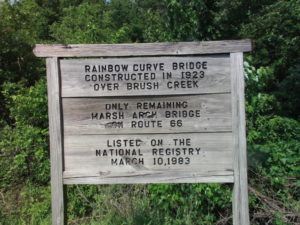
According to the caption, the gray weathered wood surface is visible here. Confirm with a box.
[46,57,65,225]
[231,52,250,225]
[34,40,251,225]
[60,56,230,97]
[63,133,233,184]
[34,40,252,57]
[62,94,232,135]
[64,170,234,184]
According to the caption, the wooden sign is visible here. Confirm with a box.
[34,40,252,225]
[64,133,233,184]
[62,94,232,135]
[60,56,230,96]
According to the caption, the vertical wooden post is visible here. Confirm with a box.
[231,52,250,225]
[46,57,65,225]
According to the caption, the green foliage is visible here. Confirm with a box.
[0,78,49,186]
[0,184,51,225]
[244,60,276,99]
[245,61,299,224]
[147,183,232,224]
[50,2,108,44]
[245,59,299,191]
[20,184,51,225]
[241,0,300,68]
[170,0,221,41]
[241,0,300,119]
[0,0,299,224]
[276,65,300,118]
[0,0,50,123]
[144,0,220,42]
[65,184,157,225]
[215,0,278,39]
[0,0,53,83]
[50,0,145,44]
[2,79,48,128]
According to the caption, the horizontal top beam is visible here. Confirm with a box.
[33,40,252,57]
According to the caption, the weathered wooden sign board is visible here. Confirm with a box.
[34,40,252,225]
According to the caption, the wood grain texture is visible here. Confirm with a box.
[46,58,65,225]
[60,56,230,97]
[34,40,252,57]
[231,53,250,225]
[62,94,232,135]
[63,133,234,184]
[64,171,234,184]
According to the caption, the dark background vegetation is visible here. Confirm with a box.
[0,0,299,224]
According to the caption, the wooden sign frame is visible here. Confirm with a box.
[34,40,252,225]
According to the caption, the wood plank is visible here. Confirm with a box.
[60,56,230,97]
[46,57,65,225]
[64,171,234,184]
[62,94,232,135]
[63,133,234,184]
[231,53,250,225]
[34,40,252,57]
